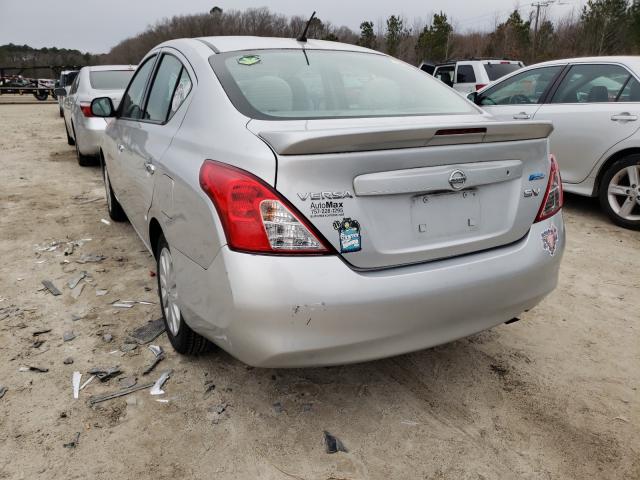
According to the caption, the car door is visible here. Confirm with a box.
[454,63,476,94]
[477,65,565,121]
[532,63,640,184]
[111,50,193,243]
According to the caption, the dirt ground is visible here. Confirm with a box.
[0,102,638,480]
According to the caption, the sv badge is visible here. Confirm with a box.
[523,188,541,198]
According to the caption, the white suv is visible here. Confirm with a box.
[420,59,524,94]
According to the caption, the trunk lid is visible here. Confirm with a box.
[248,115,553,269]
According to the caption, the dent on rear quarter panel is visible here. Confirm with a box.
[155,48,277,269]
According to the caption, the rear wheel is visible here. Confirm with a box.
[599,155,640,230]
[156,235,212,355]
[33,90,48,101]
[72,123,95,166]
[59,106,64,118]
[102,161,127,222]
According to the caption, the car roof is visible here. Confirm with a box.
[530,56,640,69]
[83,65,136,72]
[191,36,380,55]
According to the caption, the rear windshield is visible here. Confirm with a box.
[210,50,476,120]
[483,63,522,81]
[89,70,134,90]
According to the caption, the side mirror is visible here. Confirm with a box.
[467,91,478,103]
[54,87,67,97]
[91,97,115,117]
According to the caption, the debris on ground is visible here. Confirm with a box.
[63,357,74,365]
[150,370,172,396]
[32,339,45,348]
[20,365,49,373]
[32,329,51,336]
[77,254,105,264]
[63,432,80,449]
[95,289,108,296]
[118,376,137,389]
[70,283,84,300]
[63,331,76,342]
[273,401,284,414]
[88,381,155,406]
[72,372,81,399]
[0,305,23,321]
[66,271,86,290]
[80,375,95,391]
[41,280,61,296]
[129,319,165,344]
[102,333,113,343]
[323,431,347,454]
[142,345,164,376]
[0,386,7,399]
[100,218,111,225]
[303,403,313,412]
[88,366,121,382]
[120,343,138,353]
[203,380,216,395]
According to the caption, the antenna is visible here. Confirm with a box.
[297,11,317,43]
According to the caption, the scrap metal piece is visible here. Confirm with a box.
[323,431,347,454]
[95,289,108,296]
[150,370,172,396]
[129,319,165,344]
[67,271,86,289]
[21,365,49,373]
[72,371,81,399]
[87,366,121,382]
[142,346,165,376]
[41,280,61,296]
[112,303,134,309]
[0,386,7,399]
[80,375,95,390]
[88,382,154,406]
[32,329,51,336]
[63,432,80,448]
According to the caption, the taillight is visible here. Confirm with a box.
[199,160,331,254]
[475,84,487,91]
[80,101,93,117]
[535,154,563,222]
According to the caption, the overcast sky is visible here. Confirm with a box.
[0,0,583,54]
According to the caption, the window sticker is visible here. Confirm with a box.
[237,55,261,66]
[333,218,362,253]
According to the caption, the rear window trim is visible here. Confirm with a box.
[209,49,479,121]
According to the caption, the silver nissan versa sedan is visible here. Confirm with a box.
[91,36,565,367]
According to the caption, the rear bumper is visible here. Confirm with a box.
[75,117,107,156]
[176,213,564,367]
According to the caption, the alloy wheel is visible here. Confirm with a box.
[159,247,181,336]
[607,165,640,221]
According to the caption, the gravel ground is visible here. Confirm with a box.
[0,103,638,480]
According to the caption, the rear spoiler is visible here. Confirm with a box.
[258,121,553,155]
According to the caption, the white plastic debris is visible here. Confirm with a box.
[101,219,111,225]
[72,372,82,399]
[80,375,95,391]
[150,370,172,396]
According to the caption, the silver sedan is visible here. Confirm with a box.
[91,37,564,367]
[61,65,135,165]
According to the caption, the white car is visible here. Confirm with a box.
[59,65,135,166]
[56,70,79,117]
[470,56,640,229]
[420,59,524,94]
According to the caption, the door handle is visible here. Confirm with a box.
[144,162,156,175]
[611,112,638,122]
[117,144,125,153]
[513,112,531,120]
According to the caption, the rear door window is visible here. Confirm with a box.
[550,64,632,103]
[144,54,186,123]
[434,65,455,85]
[120,56,157,120]
[456,65,476,83]
[479,66,562,106]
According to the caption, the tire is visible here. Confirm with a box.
[598,155,640,230]
[102,161,127,222]
[33,90,48,101]
[64,120,75,146]
[156,234,212,355]
[72,124,95,166]
[59,107,64,118]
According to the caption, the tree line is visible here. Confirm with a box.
[2,0,640,79]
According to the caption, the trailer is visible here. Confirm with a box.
[0,65,83,101]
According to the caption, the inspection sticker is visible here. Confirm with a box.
[237,55,261,66]
[541,225,559,256]
[333,218,361,253]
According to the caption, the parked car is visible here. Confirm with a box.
[91,37,564,367]
[468,56,640,229]
[55,70,79,117]
[419,59,524,94]
[57,65,135,165]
